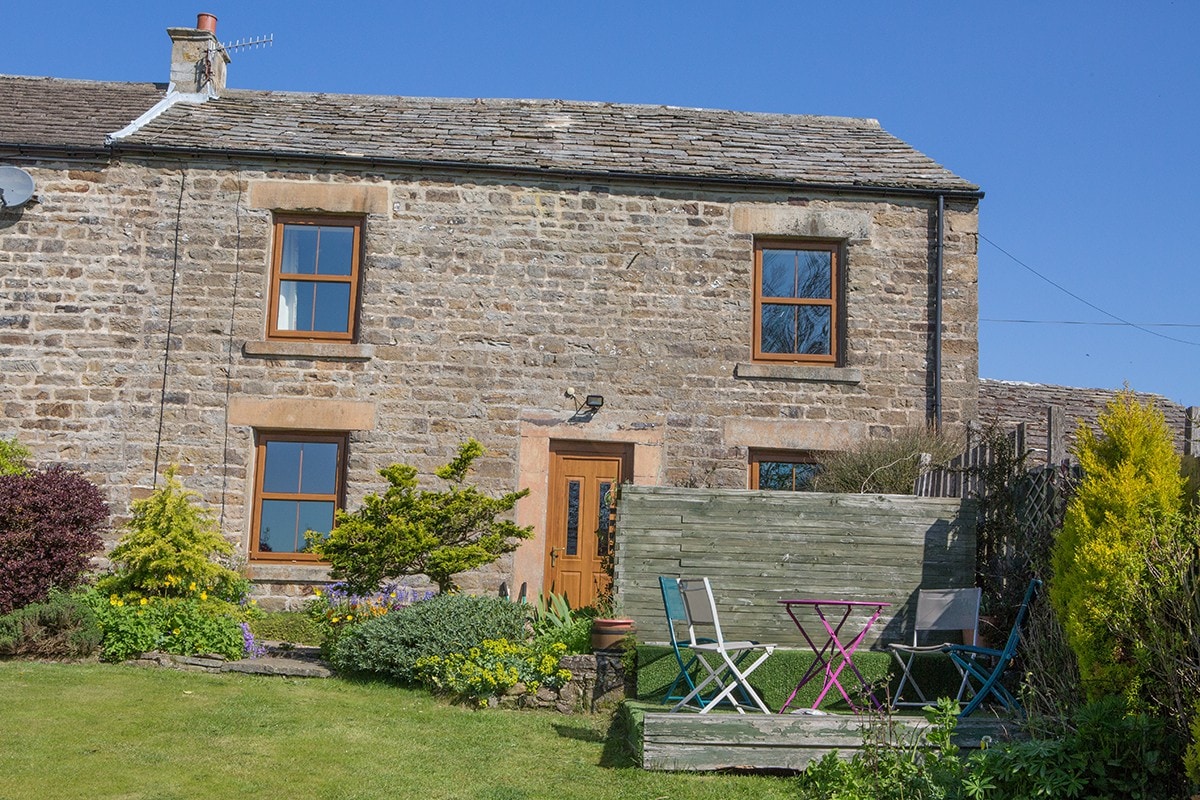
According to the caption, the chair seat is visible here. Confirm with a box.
[889,642,954,654]
[692,640,773,653]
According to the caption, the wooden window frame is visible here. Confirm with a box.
[752,239,843,364]
[749,448,824,492]
[267,214,363,343]
[249,431,348,563]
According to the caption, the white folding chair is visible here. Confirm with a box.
[670,577,776,714]
[889,587,981,708]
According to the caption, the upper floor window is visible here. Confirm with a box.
[250,432,346,561]
[753,240,840,364]
[268,215,362,342]
[750,449,823,491]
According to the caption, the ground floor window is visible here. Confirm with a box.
[250,432,346,561]
[749,449,823,491]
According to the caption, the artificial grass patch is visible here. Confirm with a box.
[635,645,966,711]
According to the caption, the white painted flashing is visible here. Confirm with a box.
[106,89,213,143]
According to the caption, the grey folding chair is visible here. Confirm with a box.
[889,587,981,708]
[670,577,775,714]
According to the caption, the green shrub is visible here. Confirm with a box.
[310,439,532,593]
[1182,454,1200,510]
[812,425,963,495]
[330,593,526,682]
[1050,392,1186,699]
[415,639,571,705]
[303,582,434,656]
[97,467,248,603]
[530,591,593,655]
[1187,701,1200,785]
[0,589,101,659]
[87,592,244,662]
[797,698,964,800]
[964,696,1182,799]
[0,437,30,476]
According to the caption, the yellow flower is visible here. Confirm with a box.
[314,588,322,597]
[346,614,354,621]
[140,597,148,606]
[331,616,340,623]
[115,599,124,607]
[172,628,180,635]
[189,582,197,592]
[200,591,208,601]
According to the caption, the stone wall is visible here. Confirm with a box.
[979,379,1197,461]
[0,153,979,598]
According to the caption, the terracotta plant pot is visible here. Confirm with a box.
[591,618,635,651]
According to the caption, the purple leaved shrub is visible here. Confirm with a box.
[0,466,109,614]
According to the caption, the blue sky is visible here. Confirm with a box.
[5,1,1197,405]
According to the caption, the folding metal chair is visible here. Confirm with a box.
[888,587,981,708]
[659,576,712,706]
[670,577,775,714]
[943,578,1041,718]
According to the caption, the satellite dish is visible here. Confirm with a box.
[0,166,35,209]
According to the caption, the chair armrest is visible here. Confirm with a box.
[942,643,1002,658]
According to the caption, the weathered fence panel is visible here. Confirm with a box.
[614,486,976,649]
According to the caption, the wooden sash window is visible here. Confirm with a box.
[753,240,841,363]
[267,215,362,342]
[250,432,346,561]
[750,449,823,491]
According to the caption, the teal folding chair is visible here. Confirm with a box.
[942,578,1041,718]
[659,576,716,706]
[659,576,757,709]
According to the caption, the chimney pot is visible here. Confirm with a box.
[196,13,217,33]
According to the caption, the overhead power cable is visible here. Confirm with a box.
[980,234,1200,347]
[983,318,1200,329]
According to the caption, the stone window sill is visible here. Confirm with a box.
[734,362,863,385]
[243,340,374,361]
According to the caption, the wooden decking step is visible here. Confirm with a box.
[638,707,1024,772]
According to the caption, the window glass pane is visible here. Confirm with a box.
[258,499,335,553]
[312,283,351,332]
[262,441,303,493]
[761,249,831,300]
[796,250,831,298]
[299,442,339,494]
[761,250,796,298]
[761,303,798,354]
[796,305,832,355]
[281,225,319,275]
[758,461,822,491]
[276,281,351,333]
[316,227,354,276]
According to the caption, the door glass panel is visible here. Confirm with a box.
[596,480,612,556]
[565,480,580,556]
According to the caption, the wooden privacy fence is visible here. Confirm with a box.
[613,485,976,650]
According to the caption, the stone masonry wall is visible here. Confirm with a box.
[0,154,979,601]
[979,378,1197,461]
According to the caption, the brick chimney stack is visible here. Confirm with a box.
[166,13,229,95]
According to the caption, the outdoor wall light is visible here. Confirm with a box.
[564,387,604,415]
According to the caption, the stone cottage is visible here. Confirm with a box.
[0,16,982,608]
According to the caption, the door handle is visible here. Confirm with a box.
[550,547,564,566]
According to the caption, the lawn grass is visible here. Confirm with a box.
[0,662,795,800]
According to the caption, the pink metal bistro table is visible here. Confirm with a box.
[778,598,891,713]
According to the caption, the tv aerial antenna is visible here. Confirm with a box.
[219,33,274,55]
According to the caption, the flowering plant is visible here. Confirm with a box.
[304,582,433,655]
[414,639,571,706]
[88,590,245,662]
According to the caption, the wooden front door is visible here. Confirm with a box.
[544,442,629,608]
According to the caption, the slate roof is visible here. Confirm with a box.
[1,75,979,193]
[0,75,166,150]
